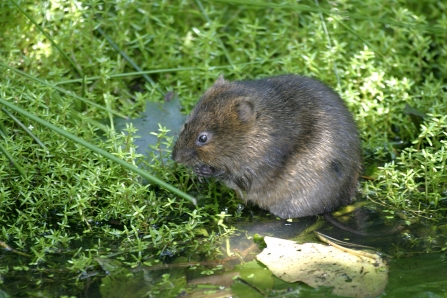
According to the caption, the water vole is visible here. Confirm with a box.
[172,75,361,219]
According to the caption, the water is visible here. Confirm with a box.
[1,209,446,297]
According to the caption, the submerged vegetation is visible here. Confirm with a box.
[0,0,446,296]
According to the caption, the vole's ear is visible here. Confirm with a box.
[214,74,226,86]
[235,98,256,123]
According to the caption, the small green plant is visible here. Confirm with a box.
[364,113,447,220]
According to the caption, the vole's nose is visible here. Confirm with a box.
[171,140,179,161]
[171,148,178,162]
[172,146,197,164]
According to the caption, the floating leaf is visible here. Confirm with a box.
[256,236,388,298]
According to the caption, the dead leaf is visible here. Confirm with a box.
[256,236,388,298]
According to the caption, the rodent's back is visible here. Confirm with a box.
[172,75,361,218]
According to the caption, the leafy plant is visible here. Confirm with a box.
[0,0,446,296]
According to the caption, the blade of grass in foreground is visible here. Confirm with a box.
[0,98,197,205]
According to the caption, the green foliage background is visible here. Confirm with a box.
[0,0,446,295]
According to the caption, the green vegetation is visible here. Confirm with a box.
[0,0,446,296]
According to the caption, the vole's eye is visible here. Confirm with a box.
[196,132,212,146]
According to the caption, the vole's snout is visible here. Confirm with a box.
[172,146,197,165]
[171,149,178,162]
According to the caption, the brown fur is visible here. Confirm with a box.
[172,75,362,219]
